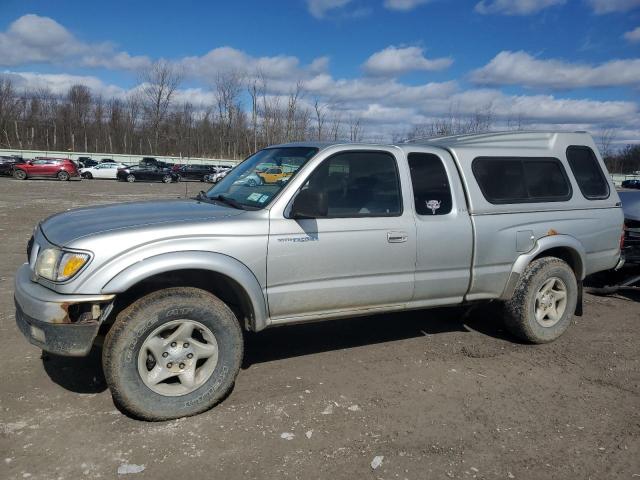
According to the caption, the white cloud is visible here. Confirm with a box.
[624,26,640,42]
[383,0,433,11]
[587,0,640,14]
[436,89,637,124]
[475,0,565,15]
[2,71,127,98]
[471,50,640,89]
[0,14,150,70]
[179,46,331,85]
[306,0,353,18]
[363,46,453,76]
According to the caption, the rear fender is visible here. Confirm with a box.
[500,234,586,299]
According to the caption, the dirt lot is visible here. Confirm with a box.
[0,177,638,480]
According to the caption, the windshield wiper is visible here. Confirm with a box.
[210,194,245,210]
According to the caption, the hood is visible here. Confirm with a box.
[619,191,640,222]
[40,199,245,246]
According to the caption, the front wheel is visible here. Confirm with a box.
[102,287,243,420]
[82,172,93,179]
[503,257,577,344]
[13,169,27,180]
[162,174,172,183]
[57,171,70,181]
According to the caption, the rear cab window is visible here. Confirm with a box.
[566,146,610,200]
[408,153,453,215]
[472,157,572,204]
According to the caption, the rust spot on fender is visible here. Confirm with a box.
[548,229,558,236]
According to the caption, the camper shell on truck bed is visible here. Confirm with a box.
[15,131,623,420]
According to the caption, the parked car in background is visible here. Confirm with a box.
[116,165,179,183]
[232,171,263,186]
[13,158,79,181]
[257,167,291,184]
[619,191,640,264]
[177,164,217,181]
[205,167,232,183]
[80,162,128,179]
[139,157,173,169]
[621,179,640,189]
[77,156,93,168]
[0,155,25,175]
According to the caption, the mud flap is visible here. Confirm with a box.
[575,281,583,316]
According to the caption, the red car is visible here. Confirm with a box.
[13,158,80,181]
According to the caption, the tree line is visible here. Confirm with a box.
[0,61,638,172]
[0,62,364,160]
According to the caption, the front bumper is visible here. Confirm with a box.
[14,263,115,356]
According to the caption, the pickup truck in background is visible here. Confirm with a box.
[14,131,624,420]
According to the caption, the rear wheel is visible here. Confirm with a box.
[13,169,27,180]
[126,174,135,183]
[503,257,577,344]
[57,171,70,181]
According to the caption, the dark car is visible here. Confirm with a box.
[621,179,640,189]
[619,191,640,264]
[116,165,179,183]
[100,158,116,164]
[177,164,216,181]
[13,158,79,181]
[0,155,25,175]
[77,156,93,168]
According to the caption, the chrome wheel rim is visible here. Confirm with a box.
[137,319,219,396]
[126,174,135,182]
[534,277,568,327]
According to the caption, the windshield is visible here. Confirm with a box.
[205,147,318,209]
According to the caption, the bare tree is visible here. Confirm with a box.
[598,128,616,160]
[139,60,183,154]
[313,99,328,141]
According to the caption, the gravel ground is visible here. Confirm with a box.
[0,177,638,480]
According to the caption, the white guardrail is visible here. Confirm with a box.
[0,149,239,167]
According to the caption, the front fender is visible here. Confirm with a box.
[500,234,587,299]
[101,251,269,331]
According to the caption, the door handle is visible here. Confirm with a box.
[387,231,408,243]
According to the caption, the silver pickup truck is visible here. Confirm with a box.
[14,131,624,420]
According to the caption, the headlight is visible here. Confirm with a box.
[35,248,90,282]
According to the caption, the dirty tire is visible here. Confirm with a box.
[102,287,243,421]
[13,169,27,180]
[503,257,577,344]
[57,170,70,181]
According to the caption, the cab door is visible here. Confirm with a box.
[405,149,473,305]
[266,149,416,320]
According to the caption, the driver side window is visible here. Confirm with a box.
[303,151,402,218]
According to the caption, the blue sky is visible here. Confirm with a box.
[1,0,639,143]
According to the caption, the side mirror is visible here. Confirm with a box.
[290,189,328,219]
